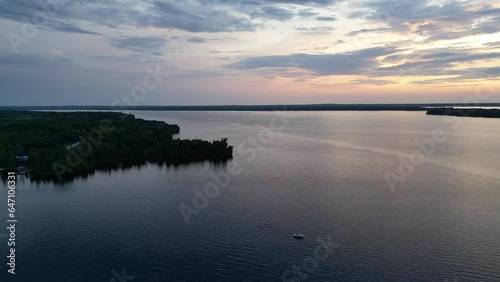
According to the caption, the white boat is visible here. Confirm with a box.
[293,233,304,239]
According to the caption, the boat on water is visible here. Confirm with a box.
[293,233,304,239]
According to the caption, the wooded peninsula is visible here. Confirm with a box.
[426,108,500,118]
[0,111,233,181]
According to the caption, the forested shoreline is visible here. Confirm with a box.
[0,111,233,181]
[426,108,500,118]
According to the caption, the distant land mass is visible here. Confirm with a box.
[2,103,500,112]
[0,111,233,182]
[427,108,500,118]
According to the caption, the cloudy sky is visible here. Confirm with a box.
[0,0,499,105]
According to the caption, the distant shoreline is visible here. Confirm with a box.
[426,108,500,118]
[2,103,500,112]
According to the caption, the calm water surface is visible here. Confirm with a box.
[1,111,499,281]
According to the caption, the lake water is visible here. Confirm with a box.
[1,111,500,282]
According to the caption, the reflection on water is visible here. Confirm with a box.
[2,159,231,185]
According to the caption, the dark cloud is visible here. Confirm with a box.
[183,36,238,43]
[352,0,500,42]
[415,23,440,35]
[316,16,337,21]
[139,0,339,31]
[109,36,167,52]
[250,6,294,21]
[420,52,457,59]
[227,44,500,83]
[0,0,343,34]
[0,0,100,35]
[209,50,249,54]
[141,1,255,32]
[0,0,65,22]
[483,66,500,76]
[210,0,337,5]
[382,54,405,62]
[346,27,390,36]
[297,9,318,17]
[0,0,256,33]
[44,20,100,35]
[483,41,500,48]
[351,78,394,85]
[374,49,500,77]
[360,0,469,23]
[424,20,500,41]
[408,66,500,85]
[296,26,335,34]
[227,46,396,75]
[261,0,335,4]
[187,37,207,43]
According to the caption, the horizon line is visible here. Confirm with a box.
[2,102,500,108]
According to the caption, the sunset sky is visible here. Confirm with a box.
[0,0,499,105]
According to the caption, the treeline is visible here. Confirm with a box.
[4,103,500,112]
[426,108,500,118]
[1,104,427,111]
[0,111,232,181]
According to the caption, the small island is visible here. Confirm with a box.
[426,108,500,118]
[0,111,233,181]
